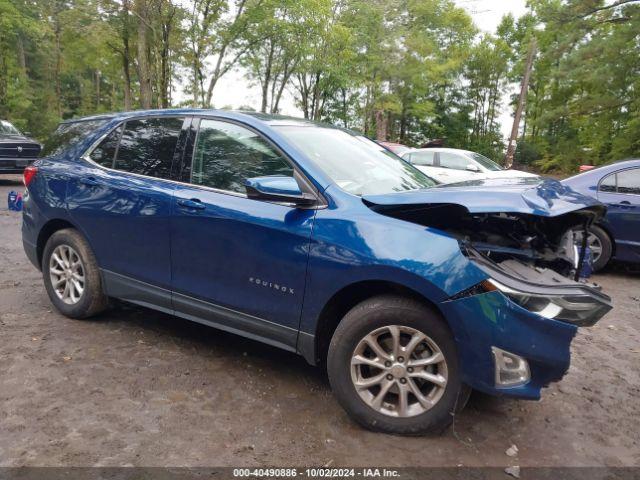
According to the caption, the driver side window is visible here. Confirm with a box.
[191,119,293,194]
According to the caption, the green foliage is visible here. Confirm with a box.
[524,0,640,171]
[0,0,637,171]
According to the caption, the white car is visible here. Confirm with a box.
[402,148,538,184]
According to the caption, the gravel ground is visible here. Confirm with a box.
[1,175,639,468]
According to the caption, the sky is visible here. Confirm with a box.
[180,0,529,140]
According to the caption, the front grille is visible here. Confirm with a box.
[0,143,41,158]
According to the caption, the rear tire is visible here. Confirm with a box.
[327,295,466,435]
[42,228,108,319]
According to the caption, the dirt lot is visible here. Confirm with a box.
[1,174,639,468]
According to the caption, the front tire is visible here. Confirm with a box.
[327,295,466,435]
[573,225,613,271]
[42,228,108,319]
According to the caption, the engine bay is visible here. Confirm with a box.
[366,202,603,280]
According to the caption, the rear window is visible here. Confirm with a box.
[40,119,108,157]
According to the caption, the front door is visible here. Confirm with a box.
[170,118,316,350]
[597,167,640,262]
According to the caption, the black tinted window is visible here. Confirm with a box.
[115,117,184,178]
[599,173,617,192]
[41,119,107,157]
[191,119,293,193]
[89,125,122,168]
[617,168,640,195]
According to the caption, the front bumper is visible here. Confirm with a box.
[440,290,578,399]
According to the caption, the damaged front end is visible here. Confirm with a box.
[364,178,613,328]
[363,178,613,397]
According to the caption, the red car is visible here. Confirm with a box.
[378,141,412,156]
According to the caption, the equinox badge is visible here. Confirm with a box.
[249,277,294,295]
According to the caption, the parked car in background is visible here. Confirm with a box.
[378,141,412,157]
[402,148,538,184]
[0,120,41,175]
[562,159,640,270]
[23,110,611,435]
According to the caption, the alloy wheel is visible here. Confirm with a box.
[49,244,85,305]
[573,230,603,264]
[350,325,448,418]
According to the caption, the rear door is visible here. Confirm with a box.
[170,118,317,350]
[67,116,188,309]
[597,167,640,262]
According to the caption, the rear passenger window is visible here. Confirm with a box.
[617,168,640,195]
[191,119,293,194]
[114,117,184,178]
[599,174,617,193]
[89,125,122,168]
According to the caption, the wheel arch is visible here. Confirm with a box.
[36,218,79,268]
[306,280,451,367]
[594,221,616,258]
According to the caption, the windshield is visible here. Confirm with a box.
[275,126,437,195]
[0,120,21,135]
[468,152,503,171]
[41,119,107,157]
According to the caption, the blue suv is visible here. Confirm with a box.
[22,109,612,434]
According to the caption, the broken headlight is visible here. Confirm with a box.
[487,279,610,327]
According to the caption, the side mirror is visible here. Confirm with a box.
[23,131,32,137]
[244,176,316,207]
[466,164,480,173]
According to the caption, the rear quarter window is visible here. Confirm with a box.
[41,119,108,157]
[598,173,617,193]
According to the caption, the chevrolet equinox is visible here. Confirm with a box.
[22,110,612,434]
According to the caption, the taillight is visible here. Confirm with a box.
[23,165,38,187]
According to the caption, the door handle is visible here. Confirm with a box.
[618,201,633,208]
[177,198,206,210]
[80,177,100,186]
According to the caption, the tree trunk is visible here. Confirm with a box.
[505,39,537,167]
[159,9,173,109]
[95,69,101,109]
[340,88,348,128]
[16,35,27,73]
[53,7,63,117]
[136,0,153,109]
[260,42,275,113]
[120,0,133,110]
[399,102,407,142]
[375,109,387,141]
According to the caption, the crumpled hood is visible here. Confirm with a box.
[363,177,606,218]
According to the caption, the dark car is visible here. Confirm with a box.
[562,159,640,270]
[22,109,612,435]
[0,120,41,174]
